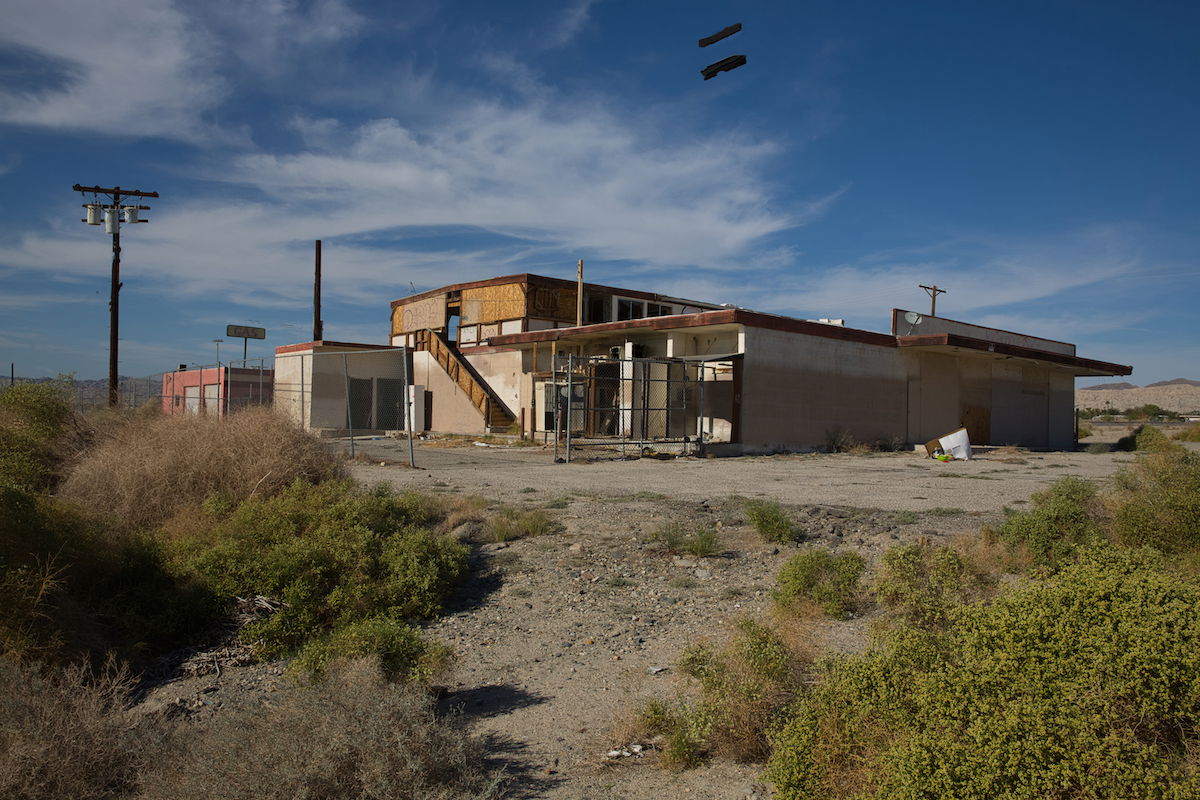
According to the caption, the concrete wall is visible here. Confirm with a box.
[463,349,523,414]
[411,351,487,434]
[274,346,407,432]
[739,327,908,451]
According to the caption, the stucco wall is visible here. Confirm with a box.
[411,351,487,434]
[463,349,523,415]
[739,327,908,451]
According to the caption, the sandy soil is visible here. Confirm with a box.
[140,442,1146,799]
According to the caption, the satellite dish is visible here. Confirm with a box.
[902,311,923,335]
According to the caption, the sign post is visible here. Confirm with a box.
[226,325,267,362]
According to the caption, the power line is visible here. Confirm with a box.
[72,183,159,407]
[919,284,947,316]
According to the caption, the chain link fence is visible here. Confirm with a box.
[159,360,274,417]
[273,347,418,465]
[550,353,734,463]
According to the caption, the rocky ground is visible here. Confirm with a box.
[138,444,1141,799]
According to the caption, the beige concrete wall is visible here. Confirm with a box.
[463,349,523,414]
[273,352,310,427]
[411,351,486,434]
[739,327,908,451]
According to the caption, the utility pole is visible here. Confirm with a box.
[73,184,158,406]
[314,240,324,341]
[576,259,584,327]
[919,284,947,317]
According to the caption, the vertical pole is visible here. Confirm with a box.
[698,363,706,457]
[402,345,416,468]
[565,353,573,463]
[930,285,938,317]
[258,359,264,407]
[553,356,561,463]
[314,240,323,341]
[576,259,583,327]
[108,189,121,406]
[343,353,355,458]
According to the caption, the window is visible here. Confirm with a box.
[647,303,672,317]
[617,299,645,321]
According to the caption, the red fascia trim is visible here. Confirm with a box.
[487,309,897,348]
[896,333,1132,375]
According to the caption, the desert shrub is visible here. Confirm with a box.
[486,506,557,541]
[1075,423,1093,439]
[768,549,1200,800]
[656,619,806,767]
[140,657,505,800]
[1085,441,1110,454]
[1107,450,1200,555]
[0,482,210,665]
[0,382,75,492]
[59,407,341,532]
[1173,423,1200,442]
[774,550,865,618]
[989,476,1103,567]
[170,480,466,675]
[745,499,797,543]
[875,542,984,629]
[0,658,158,800]
[1123,403,1180,421]
[1115,423,1183,453]
[290,616,453,682]
[651,522,721,557]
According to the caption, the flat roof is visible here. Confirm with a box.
[486,310,1132,376]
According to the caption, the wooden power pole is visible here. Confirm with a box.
[919,284,947,317]
[73,184,158,407]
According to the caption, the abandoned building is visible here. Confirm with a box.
[274,272,1131,453]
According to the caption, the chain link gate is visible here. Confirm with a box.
[551,353,717,462]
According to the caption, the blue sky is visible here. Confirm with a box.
[1,0,1197,383]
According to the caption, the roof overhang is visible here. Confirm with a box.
[896,334,1132,377]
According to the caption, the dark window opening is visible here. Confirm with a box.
[617,299,645,321]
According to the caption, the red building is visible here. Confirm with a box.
[161,366,273,417]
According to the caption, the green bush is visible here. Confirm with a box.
[1085,441,1110,454]
[0,382,74,492]
[659,619,804,766]
[990,476,1102,567]
[290,616,452,681]
[768,549,1200,799]
[171,480,466,673]
[1116,424,1183,453]
[875,542,982,629]
[1107,450,1200,555]
[745,500,797,543]
[486,506,557,541]
[1173,423,1200,442]
[774,549,865,618]
[651,522,721,557]
[0,482,211,665]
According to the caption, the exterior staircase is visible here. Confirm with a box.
[417,329,517,431]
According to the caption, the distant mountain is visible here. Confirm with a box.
[1145,378,1200,388]
[1080,381,1138,391]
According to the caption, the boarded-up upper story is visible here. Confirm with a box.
[389,273,723,348]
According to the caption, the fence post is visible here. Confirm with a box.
[402,345,416,468]
[553,356,561,463]
[565,353,573,464]
[698,364,706,457]
[343,353,356,458]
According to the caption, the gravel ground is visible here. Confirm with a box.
[139,441,1147,799]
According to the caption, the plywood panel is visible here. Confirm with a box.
[398,295,446,334]
[463,284,526,325]
[526,282,577,322]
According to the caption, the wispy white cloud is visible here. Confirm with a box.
[544,0,598,49]
[0,0,230,143]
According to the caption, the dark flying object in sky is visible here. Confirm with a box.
[698,23,742,48]
[701,54,747,80]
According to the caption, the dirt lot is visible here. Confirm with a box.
[143,440,1156,799]
[349,441,1143,798]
